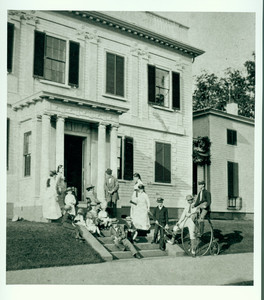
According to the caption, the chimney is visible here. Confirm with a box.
[226,102,238,115]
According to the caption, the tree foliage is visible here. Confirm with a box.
[193,52,255,119]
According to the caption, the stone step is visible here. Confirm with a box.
[98,236,153,244]
[104,242,160,252]
[111,249,168,260]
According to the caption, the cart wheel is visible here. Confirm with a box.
[210,240,220,256]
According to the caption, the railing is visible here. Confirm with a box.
[227,196,242,210]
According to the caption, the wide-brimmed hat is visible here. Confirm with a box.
[157,197,164,203]
[86,197,92,203]
[110,218,119,224]
[105,168,112,175]
[66,187,72,192]
[198,180,205,185]
[186,195,194,201]
[138,184,145,190]
[86,184,95,190]
[90,201,98,206]
[126,216,132,221]
[49,170,57,177]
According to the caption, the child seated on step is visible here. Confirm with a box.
[124,216,138,244]
[85,208,101,236]
[98,202,110,229]
[62,205,84,241]
[73,208,86,226]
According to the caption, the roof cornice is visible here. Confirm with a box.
[193,108,255,126]
[65,10,204,58]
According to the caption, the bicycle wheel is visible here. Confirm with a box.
[181,217,213,256]
[210,240,220,256]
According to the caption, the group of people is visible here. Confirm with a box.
[42,164,211,258]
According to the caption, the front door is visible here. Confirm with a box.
[64,134,84,203]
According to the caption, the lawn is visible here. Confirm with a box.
[6,220,104,271]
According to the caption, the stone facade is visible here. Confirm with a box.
[193,109,254,220]
[7,10,203,221]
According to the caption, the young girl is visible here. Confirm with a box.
[64,187,76,216]
[85,202,101,235]
[98,202,110,229]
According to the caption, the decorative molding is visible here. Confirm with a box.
[8,10,40,27]
[77,26,100,43]
[130,43,150,60]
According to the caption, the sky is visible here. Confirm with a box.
[157,12,256,78]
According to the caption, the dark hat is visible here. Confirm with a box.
[110,218,119,224]
[86,184,95,190]
[86,197,92,203]
[66,187,72,192]
[198,180,205,185]
[138,184,145,189]
[186,195,194,201]
[157,197,164,203]
[49,170,56,177]
[105,168,112,175]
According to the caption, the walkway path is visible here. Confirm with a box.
[6,252,253,285]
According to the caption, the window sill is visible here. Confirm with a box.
[38,79,71,89]
[151,182,173,186]
[151,104,180,113]
[102,94,127,102]
[118,179,133,183]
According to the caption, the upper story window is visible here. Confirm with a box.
[148,65,180,110]
[155,142,171,183]
[7,23,14,73]
[106,52,124,97]
[227,129,237,145]
[23,131,32,177]
[117,136,133,180]
[33,31,80,87]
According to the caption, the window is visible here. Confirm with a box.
[7,23,14,72]
[23,132,32,176]
[148,65,180,109]
[227,129,237,145]
[33,31,80,86]
[155,142,171,183]
[117,136,133,180]
[227,161,239,198]
[7,118,10,170]
[106,53,124,97]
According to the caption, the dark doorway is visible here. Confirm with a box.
[64,135,84,203]
[193,163,198,195]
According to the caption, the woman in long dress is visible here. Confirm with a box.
[130,184,150,230]
[56,165,66,211]
[130,173,143,219]
[43,171,62,221]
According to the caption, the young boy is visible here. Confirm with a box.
[110,218,141,259]
[98,202,110,229]
[151,198,169,251]
[124,216,138,244]
[62,205,84,241]
[168,195,198,257]
[64,187,76,216]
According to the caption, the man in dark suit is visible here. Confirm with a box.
[151,198,169,251]
[193,180,211,236]
[104,168,119,218]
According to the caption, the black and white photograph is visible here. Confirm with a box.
[1,0,262,299]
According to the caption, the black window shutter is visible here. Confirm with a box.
[233,131,237,145]
[155,142,164,182]
[7,23,14,72]
[33,31,45,77]
[163,143,171,183]
[227,130,232,144]
[233,162,239,197]
[124,137,133,180]
[106,53,115,94]
[228,162,234,197]
[172,72,180,110]
[148,65,156,103]
[116,55,124,97]
[7,118,10,169]
[68,41,80,86]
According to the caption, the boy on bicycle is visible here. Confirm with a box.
[168,195,198,257]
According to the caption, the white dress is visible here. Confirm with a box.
[131,192,150,230]
[42,176,62,220]
[130,179,143,219]
[65,193,76,216]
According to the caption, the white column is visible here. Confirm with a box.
[56,115,65,169]
[110,124,118,178]
[40,114,51,200]
[97,122,107,202]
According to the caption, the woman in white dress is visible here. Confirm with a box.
[130,184,150,230]
[43,171,62,221]
[56,165,66,211]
